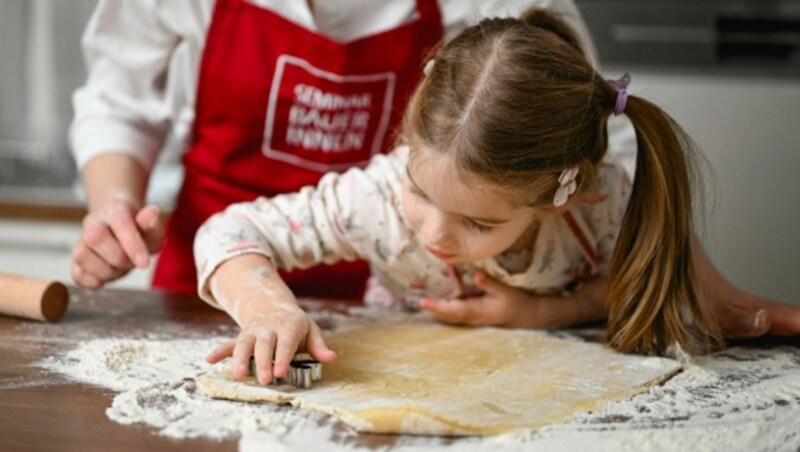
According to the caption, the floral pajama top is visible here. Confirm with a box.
[194,146,631,308]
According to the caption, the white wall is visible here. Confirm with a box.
[0,0,96,170]
[622,67,800,304]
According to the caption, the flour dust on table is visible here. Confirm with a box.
[38,305,800,451]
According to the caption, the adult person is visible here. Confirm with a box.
[69,0,601,298]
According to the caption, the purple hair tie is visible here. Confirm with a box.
[608,73,631,116]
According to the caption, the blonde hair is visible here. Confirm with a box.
[401,9,722,355]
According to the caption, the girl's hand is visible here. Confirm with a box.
[206,304,336,385]
[420,271,606,329]
[203,255,336,384]
[418,271,601,329]
[419,271,537,327]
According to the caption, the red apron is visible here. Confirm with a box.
[153,0,444,296]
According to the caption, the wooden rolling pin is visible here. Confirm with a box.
[0,272,69,322]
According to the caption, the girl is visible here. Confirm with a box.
[196,9,797,385]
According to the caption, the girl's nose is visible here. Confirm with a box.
[422,212,453,247]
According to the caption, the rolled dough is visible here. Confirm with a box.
[197,321,681,436]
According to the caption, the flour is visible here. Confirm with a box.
[40,337,216,392]
[38,305,800,451]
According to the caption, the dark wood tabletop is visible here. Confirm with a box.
[0,287,239,452]
[3,286,798,452]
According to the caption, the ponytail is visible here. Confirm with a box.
[521,6,723,355]
[605,95,722,355]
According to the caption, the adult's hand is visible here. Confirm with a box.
[71,200,165,289]
[691,233,800,339]
[714,287,800,339]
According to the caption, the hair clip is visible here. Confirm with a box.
[553,166,579,207]
[608,73,631,116]
[423,59,435,77]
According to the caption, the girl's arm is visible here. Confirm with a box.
[422,240,800,338]
[194,151,409,379]
[193,151,408,307]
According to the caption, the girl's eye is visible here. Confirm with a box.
[465,218,494,233]
[409,185,427,200]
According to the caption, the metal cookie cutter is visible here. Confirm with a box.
[249,353,322,389]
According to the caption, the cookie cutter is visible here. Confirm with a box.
[249,353,322,389]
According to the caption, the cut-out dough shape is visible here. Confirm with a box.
[198,321,681,436]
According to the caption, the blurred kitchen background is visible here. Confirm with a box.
[0,0,798,303]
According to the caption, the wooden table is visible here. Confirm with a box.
[0,287,238,452]
[2,287,799,451]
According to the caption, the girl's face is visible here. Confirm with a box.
[402,148,539,264]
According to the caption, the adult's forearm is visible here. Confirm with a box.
[691,233,741,303]
[81,153,150,212]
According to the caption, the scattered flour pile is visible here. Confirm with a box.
[39,307,800,451]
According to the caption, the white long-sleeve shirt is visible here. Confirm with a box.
[69,0,612,173]
[194,147,631,308]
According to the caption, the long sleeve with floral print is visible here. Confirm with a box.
[194,146,631,308]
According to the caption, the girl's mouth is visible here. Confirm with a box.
[425,245,456,259]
